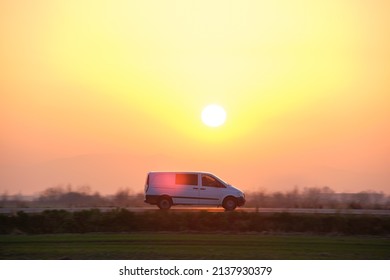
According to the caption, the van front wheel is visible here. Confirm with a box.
[157,197,172,210]
[223,197,237,211]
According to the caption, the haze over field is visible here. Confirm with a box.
[1,1,389,195]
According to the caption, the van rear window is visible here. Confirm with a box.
[175,174,198,186]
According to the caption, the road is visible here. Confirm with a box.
[1,206,390,215]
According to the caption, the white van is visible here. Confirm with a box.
[144,171,245,210]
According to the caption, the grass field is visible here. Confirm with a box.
[1,233,389,260]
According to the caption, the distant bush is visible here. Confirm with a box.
[1,210,390,235]
[244,187,390,210]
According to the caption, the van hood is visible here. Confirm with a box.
[227,184,245,197]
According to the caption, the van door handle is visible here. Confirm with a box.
[193,187,198,189]
[200,188,206,190]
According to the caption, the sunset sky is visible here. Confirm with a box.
[1,1,389,195]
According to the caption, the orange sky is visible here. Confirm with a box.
[1,1,389,195]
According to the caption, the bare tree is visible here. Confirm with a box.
[113,188,132,207]
[0,191,9,207]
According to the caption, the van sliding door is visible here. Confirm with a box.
[171,173,199,205]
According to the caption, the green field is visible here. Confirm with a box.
[1,233,389,260]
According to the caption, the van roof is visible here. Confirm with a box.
[149,171,210,174]
[147,171,228,184]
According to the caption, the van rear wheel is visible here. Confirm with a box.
[157,197,172,210]
[223,197,237,211]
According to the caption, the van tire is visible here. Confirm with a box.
[157,196,172,210]
[223,197,237,211]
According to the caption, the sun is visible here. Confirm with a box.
[201,104,227,127]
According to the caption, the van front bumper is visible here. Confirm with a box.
[237,196,246,207]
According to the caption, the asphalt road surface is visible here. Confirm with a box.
[1,206,390,215]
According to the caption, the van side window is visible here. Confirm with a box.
[202,175,225,188]
[175,174,198,186]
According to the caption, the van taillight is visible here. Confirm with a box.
[145,174,150,192]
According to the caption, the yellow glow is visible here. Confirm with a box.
[201,104,227,127]
[1,1,390,194]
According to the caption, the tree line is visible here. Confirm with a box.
[1,185,389,209]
